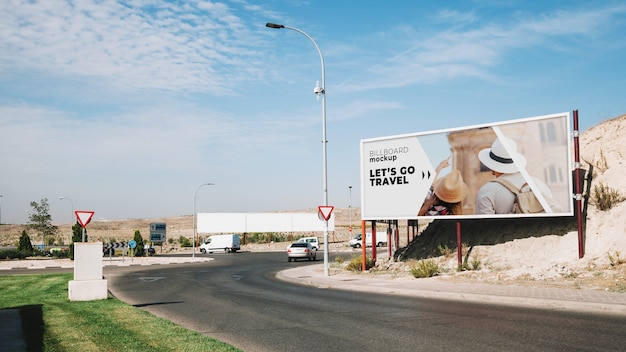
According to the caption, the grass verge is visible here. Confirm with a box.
[0,273,241,352]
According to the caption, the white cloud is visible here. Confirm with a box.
[336,4,626,93]
[0,0,267,94]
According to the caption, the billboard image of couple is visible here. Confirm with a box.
[360,112,573,220]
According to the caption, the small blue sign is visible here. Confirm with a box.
[128,240,137,249]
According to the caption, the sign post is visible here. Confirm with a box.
[75,210,94,242]
[318,206,334,276]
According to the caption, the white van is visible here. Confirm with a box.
[296,236,320,250]
[200,234,240,253]
[349,233,388,248]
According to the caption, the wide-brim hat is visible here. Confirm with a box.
[478,137,527,174]
[434,170,468,203]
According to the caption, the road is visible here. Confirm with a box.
[106,252,626,352]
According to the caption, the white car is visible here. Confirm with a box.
[295,236,320,250]
[287,242,316,262]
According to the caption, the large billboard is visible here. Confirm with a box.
[360,112,573,220]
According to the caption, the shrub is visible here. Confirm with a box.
[345,255,375,271]
[2,249,29,259]
[17,230,34,252]
[334,256,345,264]
[410,259,440,278]
[608,251,624,266]
[592,182,625,211]
[437,244,452,257]
[180,237,191,247]
[132,230,145,257]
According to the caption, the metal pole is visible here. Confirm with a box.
[193,183,214,258]
[457,221,462,269]
[59,196,74,243]
[348,186,352,242]
[266,22,330,276]
[573,110,585,258]
[0,195,3,236]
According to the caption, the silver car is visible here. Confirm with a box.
[287,242,316,262]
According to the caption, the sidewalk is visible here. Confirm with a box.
[0,255,213,270]
[276,263,626,316]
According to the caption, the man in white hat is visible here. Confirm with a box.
[475,137,553,214]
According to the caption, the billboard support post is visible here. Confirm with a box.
[456,221,462,269]
[371,222,377,263]
[573,110,585,259]
[361,220,366,271]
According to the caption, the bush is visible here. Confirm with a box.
[0,249,29,260]
[592,182,625,211]
[410,259,441,278]
[17,230,34,252]
[437,244,452,257]
[345,255,375,271]
[608,251,624,266]
[133,230,145,257]
[179,236,191,248]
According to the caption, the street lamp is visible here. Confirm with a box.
[266,22,330,276]
[100,218,112,262]
[348,186,352,241]
[59,196,74,244]
[193,183,214,258]
[0,195,3,235]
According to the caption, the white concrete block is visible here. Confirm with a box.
[74,242,103,281]
[68,279,108,301]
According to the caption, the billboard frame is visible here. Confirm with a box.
[360,112,574,220]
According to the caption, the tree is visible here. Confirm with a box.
[69,221,87,260]
[18,230,34,252]
[133,230,145,257]
[28,198,59,246]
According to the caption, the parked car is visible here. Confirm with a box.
[349,233,388,248]
[103,246,115,256]
[295,236,320,250]
[287,242,316,262]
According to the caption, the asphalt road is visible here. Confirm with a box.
[106,252,626,352]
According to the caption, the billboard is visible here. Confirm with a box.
[360,112,573,220]
[197,212,335,234]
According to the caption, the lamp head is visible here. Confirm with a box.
[266,22,285,29]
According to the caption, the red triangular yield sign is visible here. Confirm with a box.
[75,210,95,228]
[318,206,334,221]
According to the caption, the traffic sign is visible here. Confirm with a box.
[75,210,95,228]
[128,240,137,249]
[318,206,334,221]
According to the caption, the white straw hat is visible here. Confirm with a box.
[478,137,526,174]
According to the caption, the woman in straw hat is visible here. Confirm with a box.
[418,158,468,216]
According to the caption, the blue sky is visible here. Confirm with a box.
[1,0,625,224]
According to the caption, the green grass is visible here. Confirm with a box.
[0,273,241,352]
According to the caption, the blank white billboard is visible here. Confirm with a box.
[361,112,573,220]
[197,212,335,234]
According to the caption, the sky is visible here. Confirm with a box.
[1,0,626,225]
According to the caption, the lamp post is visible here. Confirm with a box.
[193,183,214,258]
[266,22,330,276]
[100,218,112,262]
[59,196,74,244]
[348,186,352,241]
